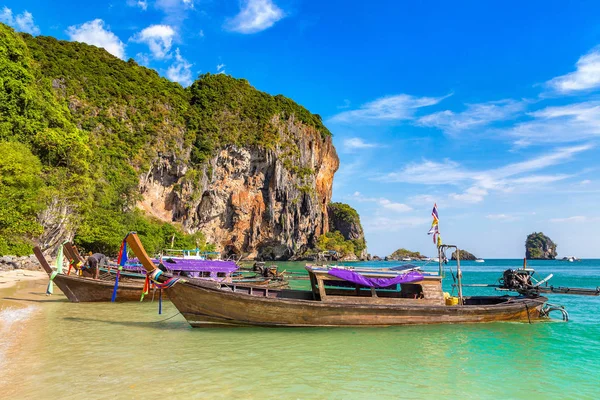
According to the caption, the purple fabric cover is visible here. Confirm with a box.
[326,269,423,288]
[126,258,238,273]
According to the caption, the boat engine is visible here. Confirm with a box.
[499,269,534,292]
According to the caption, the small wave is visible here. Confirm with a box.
[0,305,37,329]
[0,305,38,370]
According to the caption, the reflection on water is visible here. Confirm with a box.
[1,260,600,399]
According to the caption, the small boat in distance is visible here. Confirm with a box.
[475,259,485,263]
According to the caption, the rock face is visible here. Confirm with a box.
[138,117,339,260]
[327,202,367,259]
[451,250,477,261]
[526,232,557,260]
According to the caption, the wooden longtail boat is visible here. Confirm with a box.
[125,233,549,327]
[33,243,288,302]
[34,246,158,302]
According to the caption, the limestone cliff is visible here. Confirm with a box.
[138,116,339,260]
[525,232,557,260]
[327,202,367,259]
[451,250,477,261]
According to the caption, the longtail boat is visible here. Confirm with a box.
[34,246,157,302]
[33,243,288,302]
[125,233,550,327]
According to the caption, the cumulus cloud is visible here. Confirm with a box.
[225,0,285,34]
[0,7,40,35]
[67,19,126,59]
[329,93,450,124]
[216,63,226,74]
[418,99,526,135]
[131,24,176,59]
[166,48,193,86]
[546,47,600,94]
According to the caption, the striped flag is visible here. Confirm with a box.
[427,204,441,245]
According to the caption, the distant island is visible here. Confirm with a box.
[451,250,477,261]
[387,248,425,261]
[526,232,557,260]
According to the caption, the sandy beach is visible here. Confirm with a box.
[0,269,48,290]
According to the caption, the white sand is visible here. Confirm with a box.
[0,270,48,289]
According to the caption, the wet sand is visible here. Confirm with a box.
[0,270,48,290]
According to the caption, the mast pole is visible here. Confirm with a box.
[456,246,463,305]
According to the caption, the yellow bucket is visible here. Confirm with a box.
[445,296,459,306]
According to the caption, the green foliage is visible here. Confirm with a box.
[390,248,423,259]
[74,208,211,256]
[0,142,44,255]
[0,25,332,255]
[525,232,557,259]
[317,231,357,258]
[188,73,331,164]
[328,202,360,225]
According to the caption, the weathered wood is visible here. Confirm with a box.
[166,279,547,327]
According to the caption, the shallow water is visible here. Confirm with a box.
[1,260,599,399]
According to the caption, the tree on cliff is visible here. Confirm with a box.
[326,202,367,258]
[0,23,338,257]
[526,232,557,260]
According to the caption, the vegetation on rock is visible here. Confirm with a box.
[525,232,557,260]
[388,248,423,260]
[0,24,334,256]
[323,202,366,258]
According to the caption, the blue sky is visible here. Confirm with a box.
[3,0,600,258]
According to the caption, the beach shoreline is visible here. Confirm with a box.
[0,269,48,290]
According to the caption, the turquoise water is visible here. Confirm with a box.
[1,259,599,399]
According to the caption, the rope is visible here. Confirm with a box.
[152,312,181,323]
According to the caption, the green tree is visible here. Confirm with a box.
[0,142,44,255]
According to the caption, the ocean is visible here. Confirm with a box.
[1,259,599,399]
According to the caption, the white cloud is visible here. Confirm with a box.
[151,0,194,25]
[329,93,450,124]
[546,48,600,94]
[131,24,176,59]
[0,7,40,35]
[217,63,226,74]
[166,48,193,86]
[351,192,412,213]
[225,0,285,34]
[507,102,600,146]
[580,179,592,185]
[486,213,519,221]
[449,186,488,204]
[342,137,380,152]
[418,99,526,134]
[127,0,148,10]
[135,53,150,66]
[549,216,587,223]
[379,144,592,204]
[67,19,126,59]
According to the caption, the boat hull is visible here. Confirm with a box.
[51,274,157,302]
[167,281,547,328]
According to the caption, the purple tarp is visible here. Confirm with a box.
[125,258,238,273]
[327,269,423,288]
